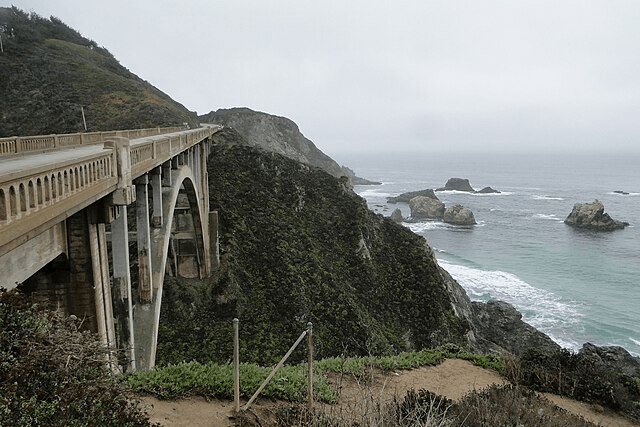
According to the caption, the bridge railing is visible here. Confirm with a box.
[0,126,184,157]
[0,126,221,251]
[129,127,216,175]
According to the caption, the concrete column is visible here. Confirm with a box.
[162,161,172,187]
[135,175,152,303]
[104,137,134,205]
[111,206,136,371]
[150,167,163,228]
[88,210,117,371]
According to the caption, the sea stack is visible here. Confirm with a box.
[443,204,477,226]
[564,200,629,231]
[436,178,475,192]
[409,196,445,220]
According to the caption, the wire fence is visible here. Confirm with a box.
[233,318,314,413]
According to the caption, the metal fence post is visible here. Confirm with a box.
[307,322,314,412]
[233,318,240,412]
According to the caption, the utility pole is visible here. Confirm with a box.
[81,106,87,131]
[1,35,4,54]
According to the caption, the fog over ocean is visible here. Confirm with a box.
[338,151,640,356]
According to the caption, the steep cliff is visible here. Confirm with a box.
[158,128,472,365]
[199,107,378,184]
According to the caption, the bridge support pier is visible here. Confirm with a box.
[87,213,117,370]
[151,167,163,228]
[111,206,136,371]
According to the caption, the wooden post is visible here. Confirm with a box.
[307,322,314,412]
[233,318,240,412]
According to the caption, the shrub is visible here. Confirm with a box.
[517,347,640,420]
[0,289,156,426]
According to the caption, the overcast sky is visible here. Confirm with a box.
[8,0,640,154]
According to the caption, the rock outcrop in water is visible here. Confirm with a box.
[564,200,629,231]
[387,189,439,204]
[390,208,404,223]
[409,196,445,220]
[476,186,501,194]
[435,179,501,194]
[437,178,475,192]
[444,204,477,226]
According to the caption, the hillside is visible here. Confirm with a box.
[157,127,470,365]
[0,6,199,137]
[200,107,379,184]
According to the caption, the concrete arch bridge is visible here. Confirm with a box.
[0,125,222,370]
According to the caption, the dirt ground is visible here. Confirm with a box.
[139,359,639,426]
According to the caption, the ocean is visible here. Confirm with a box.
[334,150,640,357]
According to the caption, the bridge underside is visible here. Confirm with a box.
[0,223,67,289]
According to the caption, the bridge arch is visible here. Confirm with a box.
[134,160,211,369]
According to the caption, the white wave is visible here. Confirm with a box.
[438,260,581,335]
[474,191,513,196]
[630,337,640,347]
[532,195,564,201]
[533,213,564,222]
[406,221,449,233]
[358,189,393,198]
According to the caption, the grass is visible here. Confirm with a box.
[121,344,504,404]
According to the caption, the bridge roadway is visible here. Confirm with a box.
[0,125,222,370]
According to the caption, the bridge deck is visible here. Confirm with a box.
[0,128,215,182]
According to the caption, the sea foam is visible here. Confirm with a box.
[438,259,582,347]
[532,195,564,201]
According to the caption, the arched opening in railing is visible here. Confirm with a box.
[56,172,63,198]
[51,174,57,199]
[19,183,27,212]
[36,178,43,205]
[74,166,80,190]
[0,189,6,221]
[28,180,36,209]
[9,185,17,217]
[64,171,70,194]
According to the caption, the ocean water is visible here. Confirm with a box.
[335,151,640,356]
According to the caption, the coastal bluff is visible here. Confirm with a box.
[199,107,379,185]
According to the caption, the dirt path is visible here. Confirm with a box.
[139,359,639,426]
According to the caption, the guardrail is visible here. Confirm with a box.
[0,126,221,251]
[0,126,184,157]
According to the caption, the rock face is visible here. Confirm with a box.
[409,196,445,220]
[443,204,476,225]
[437,178,475,192]
[564,200,629,231]
[388,189,439,204]
[579,343,640,377]
[471,300,562,356]
[199,108,371,183]
[390,208,404,223]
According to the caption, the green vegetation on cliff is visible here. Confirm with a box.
[0,7,198,137]
[157,128,469,366]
